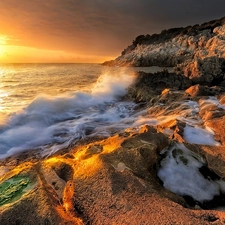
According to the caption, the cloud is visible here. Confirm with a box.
[0,0,225,58]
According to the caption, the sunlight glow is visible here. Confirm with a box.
[0,36,8,45]
[0,35,112,63]
[0,44,111,63]
[0,45,6,58]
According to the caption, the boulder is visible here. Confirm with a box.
[177,57,225,85]
[127,70,192,102]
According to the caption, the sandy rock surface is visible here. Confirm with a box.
[1,79,225,224]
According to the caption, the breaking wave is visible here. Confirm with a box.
[0,72,136,158]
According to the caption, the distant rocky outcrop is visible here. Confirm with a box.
[103,16,225,86]
[103,16,225,67]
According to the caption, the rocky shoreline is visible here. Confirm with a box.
[1,71,225,224]
[1,16,225,224]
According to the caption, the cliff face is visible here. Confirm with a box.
[103,16,225,70]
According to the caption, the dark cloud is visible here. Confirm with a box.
[0,0,225,58]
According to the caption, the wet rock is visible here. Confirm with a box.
[71,128,210,224]
[177,57,225,85]
[185,84,214,97]
[2,64,225,223]
[157,142,225,209]
[0,166,83,225]
[220,94,225,105]
[127,70,192,102]
[205,116,225,146]
[2,115,225,223]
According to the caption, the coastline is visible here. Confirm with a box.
[1,15,225,224]
[1,68,225,224]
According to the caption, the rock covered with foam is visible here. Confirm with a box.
[158,143,225,208]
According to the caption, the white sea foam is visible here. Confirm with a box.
[134,99,220,146]
[0,72,136,158]
[158,143,225,202]
[200,96,225,110]
[183,125,221,146]
[0,64,223,160]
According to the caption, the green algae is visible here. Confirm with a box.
[172,148,188,165]
[0,176,30,206]
[179,156,188,165]
[172,148,183,158]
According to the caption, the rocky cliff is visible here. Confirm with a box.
[103,16,225,85]
[103,16,225,67]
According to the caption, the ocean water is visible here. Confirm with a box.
[0,63,165,158]
[0,63,221,159]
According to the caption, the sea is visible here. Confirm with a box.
[0,63,166,159]
[0,63,221,160]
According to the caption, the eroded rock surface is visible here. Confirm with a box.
[103,16,225,66]
[1,96,225,224]
[0,124,223,224]
[103,16,225,86]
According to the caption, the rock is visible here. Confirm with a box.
[103,16,225,88]
[103,16,225,67]
[220,94,225,104]
[1,101,225,223]
[127,70,192,102]
[205,116,225,146]
[0,164,84,225]
[157,143,225,209]
[176,56,225,85]
[185,84,212,97]
[185,85,225,98]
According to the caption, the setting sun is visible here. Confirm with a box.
[0,34,113,63]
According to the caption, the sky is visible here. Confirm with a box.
[0,0,225,63]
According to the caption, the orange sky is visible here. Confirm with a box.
[0,0,224,63]
[0,43,112,63]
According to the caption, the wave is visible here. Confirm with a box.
[0,67,221,160]
[0,71,136,159]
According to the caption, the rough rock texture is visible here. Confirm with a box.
[103,16,225,67]
[103,16,225,86]
[1,76,225,223]
[1,123,225,224]
[125,70,192,102]
[175,56,225,85]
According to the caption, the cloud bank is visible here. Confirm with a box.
[0,0,225,60]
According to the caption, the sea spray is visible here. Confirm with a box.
[0,70,136,159]
[0,63,222,160]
